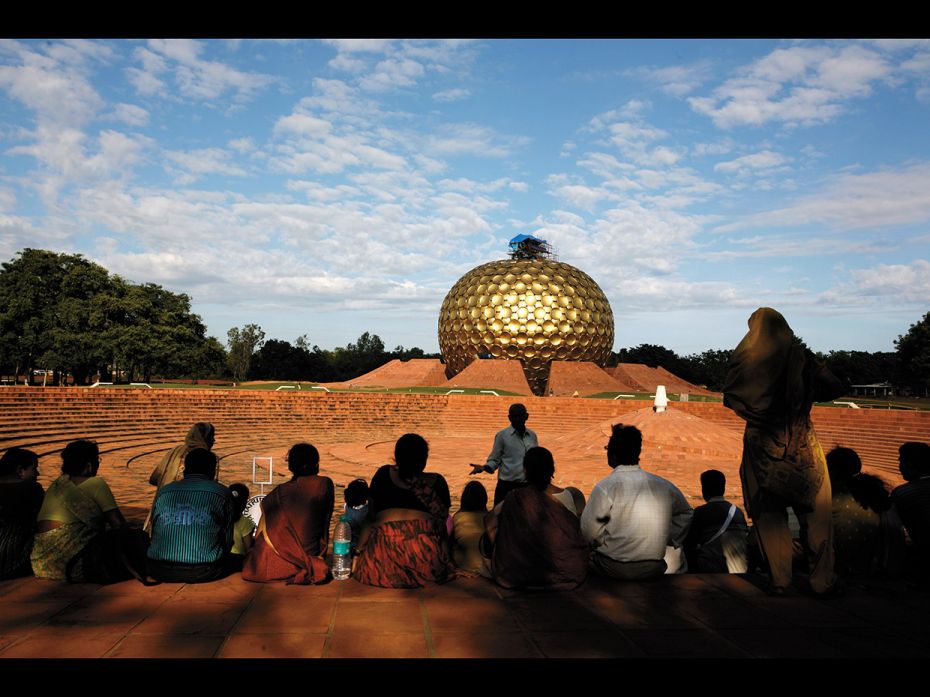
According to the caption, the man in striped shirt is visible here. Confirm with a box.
[147,448,234,583]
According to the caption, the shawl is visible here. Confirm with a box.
[242,476,334,585]
[145,422,215,533]
[724,308,844,511]
[492,486,588,591]
[31,475,104,581]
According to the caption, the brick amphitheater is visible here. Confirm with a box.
[4,360,929,516]
[4,360,930,659]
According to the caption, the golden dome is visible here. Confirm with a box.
[438,258,614,395]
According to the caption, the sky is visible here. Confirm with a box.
[1,38,928,356]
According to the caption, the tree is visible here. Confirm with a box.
[895,311,930,395]
[227,324,265,382]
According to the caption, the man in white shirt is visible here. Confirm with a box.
[580,423,693,581]
[469,403,538,506]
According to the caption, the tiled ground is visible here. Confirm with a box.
[1,571,927,659]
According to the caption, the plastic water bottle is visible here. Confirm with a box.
[332,515,352,581]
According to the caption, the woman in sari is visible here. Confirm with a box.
[354,433,455,588]
[485,446,588,590]
[0,448,44,579]
[144,422,215,534]
[31,440,146,583]
[723,307,845,595]
[242,443,334,585]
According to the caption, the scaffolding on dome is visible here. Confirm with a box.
[508,234,555,260]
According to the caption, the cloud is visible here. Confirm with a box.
[111,103,150,127]
[131,39,275,103]
[165,147,248,180]
[689,44,892,128]
[0,43,104,127]
[627,61,712,97]
[359,58,425,92]
[433,88,470,102]
[716,162,930,232]
[426,123,529,158]
[714,150,790,175]
[819,259,930,305]
[321,39,394,54]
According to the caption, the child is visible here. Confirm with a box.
[229,483,255,569]
[452,481,488,574]
[343,478,371,554]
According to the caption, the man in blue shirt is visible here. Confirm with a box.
[469,403,538,506]
[147,448,234,583]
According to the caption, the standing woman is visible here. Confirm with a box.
[724,307,845,595]
[354,434,455,588]
[144,422,215,534]
[0,448,44,579]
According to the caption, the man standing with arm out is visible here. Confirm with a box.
[469,403,538,506]
[581,423,693,581]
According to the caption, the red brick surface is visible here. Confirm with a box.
[610,363,719,397]
[325,358,449,388]
[544,360,635,396]
[440,359,532,395]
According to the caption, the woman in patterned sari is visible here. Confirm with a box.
[354,434,455,588]
[32,440,146,583]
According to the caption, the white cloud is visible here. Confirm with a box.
[359,58,425,92]
[165,148,248,180]
[228,137,255,153]
[328,53,367,73]
[433,88,470,102]
[321,39,394,54]
[717,163,930,232]
[112,103,150,127]
[135,39,275,103]
[689,44,892,129]
[627,62,711,97]
[714,150,789,174]
[426,123,529,158]
[819,259,930,305]
[273,113,332,137]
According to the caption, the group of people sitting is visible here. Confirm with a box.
[2,412,926,592]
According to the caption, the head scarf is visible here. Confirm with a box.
[724,308,803,426]
[184,422,215,451]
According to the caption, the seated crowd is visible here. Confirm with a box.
[1,420,929,593]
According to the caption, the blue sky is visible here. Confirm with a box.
[1,39,928,356]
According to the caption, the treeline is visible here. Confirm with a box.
[1,250,926,392]
[612,318,928,394]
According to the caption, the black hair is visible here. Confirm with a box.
[61,440,99,476]
[900,442,930,480]
[826,447,862,486]
[345,478,369,507]
[607,424,642,466]
[228,482,250,521]
[288,443,320,478]
[0,447,38,477]
[700,469,726,499]
[459,480,488,512]
[184,448,217,478]
[395,433,428,480]
[524,446,555,491]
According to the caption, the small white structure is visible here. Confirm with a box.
[654,385,669,413]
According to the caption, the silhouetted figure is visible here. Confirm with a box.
[228,482,255,570]
[0,448,44,579]
[355,434,454,588]
[724,308,845,595]
[581,424,693,581]
[242,443,334,585]
[144,422,216,534]
[827,446,903,579]
[486,447,588,590]
[469,403,538,506]
[148,448,234,583]
[342,477,371,554]
[451,480,488,574]
[891,442,930,583]
[684,469,749,573]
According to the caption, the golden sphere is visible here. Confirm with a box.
[439,259,615,395]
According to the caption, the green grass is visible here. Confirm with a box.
[586,391,723,402]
